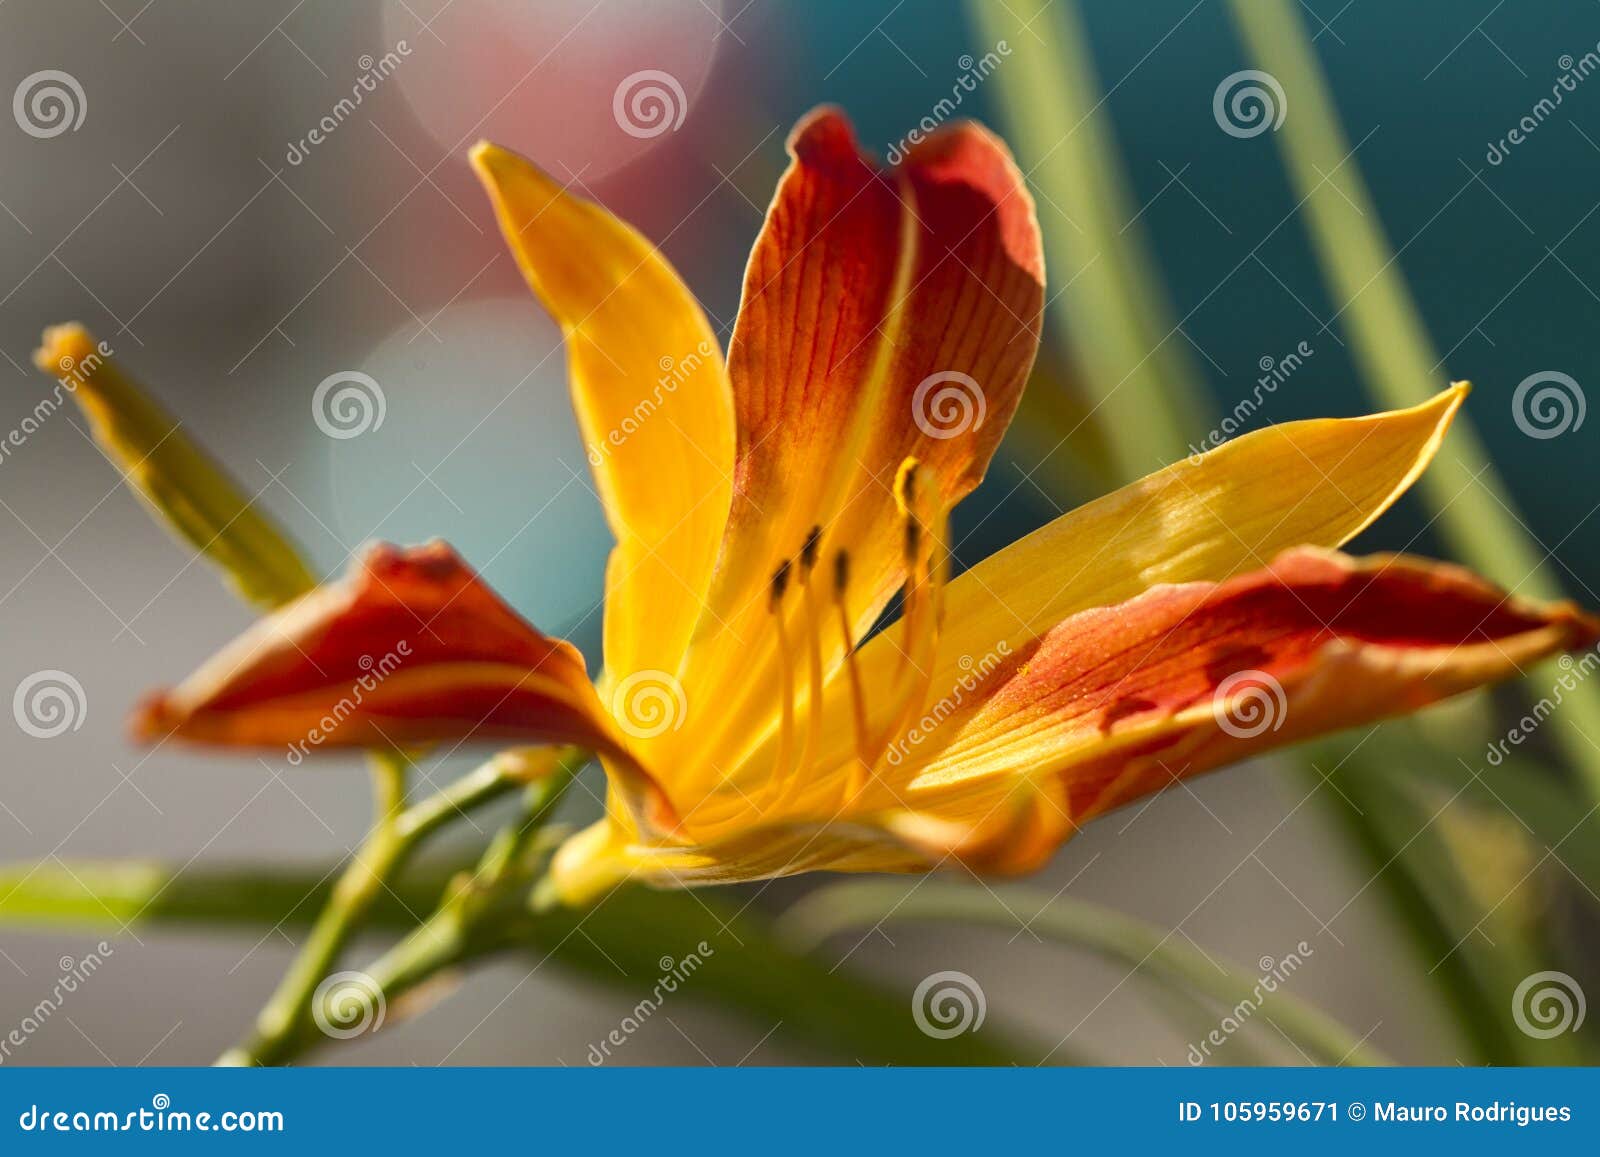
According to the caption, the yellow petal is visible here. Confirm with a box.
[31,324,316,610]
[901,546,1596,806]
[842,385,1469,738]
[646,109,1044,786]
[544,812,925,902]
[470,142,734,686]
[959,385,1466,633]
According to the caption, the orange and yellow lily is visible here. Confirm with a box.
[120,108,1597,905]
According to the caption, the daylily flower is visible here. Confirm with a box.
[123,108,1598,906]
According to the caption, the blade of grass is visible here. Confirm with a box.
[968,0,1209,477]
[1307,732,1584,1064]
[967,0,1558,1064]
[1226,0,1600,803]
[777,879,1388,1066]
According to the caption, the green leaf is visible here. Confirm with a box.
[1308,727,1590,1065]
[776,879,1387,1066]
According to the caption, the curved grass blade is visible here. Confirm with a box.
[776,879,1388,1066]
[1226,0,1600,805]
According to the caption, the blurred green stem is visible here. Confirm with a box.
[969,0,1208,475]
[0,858,1042,1066]
[349,764,580,1020]
[1227,0,1600,802]
[779,880,1388,1065]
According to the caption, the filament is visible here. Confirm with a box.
[768,562,796,791]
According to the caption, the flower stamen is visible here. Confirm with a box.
[769,560,797,790]
[774,527,828,806]
[851,461,947,795]
[832,548,874,787]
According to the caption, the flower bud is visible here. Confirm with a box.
[33,323,316,609]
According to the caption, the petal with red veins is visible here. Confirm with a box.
[658,105,1045,776]
[134,542,673,827]
[868,549,1599,867]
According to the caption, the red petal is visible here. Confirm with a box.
[136,538,615,747]
[891,548,1600,844]
[658,106,1044,773]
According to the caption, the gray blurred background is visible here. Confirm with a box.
[0,0,1594,1065]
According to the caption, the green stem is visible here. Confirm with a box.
[352,758,581,998]
[216,748,548,1066]
[1308,751,1521,1063]
[222,753,584,1067]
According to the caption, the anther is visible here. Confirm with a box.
[773,528,829,813]
[894,456,922,513]
[769,559,792,607]
[832,549,850,598]
[800,525,822,573]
